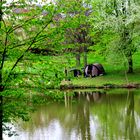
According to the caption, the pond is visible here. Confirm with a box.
[3,89,140,140]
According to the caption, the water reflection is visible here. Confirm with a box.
[4,89,140,140]
[125,91,139,140]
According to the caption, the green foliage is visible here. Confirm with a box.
[0,0,140,137]
[0,0,64,88]
[1,88,35,137]
[0,0,140,90]
[89,0,140,72]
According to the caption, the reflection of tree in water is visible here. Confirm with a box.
[74,92,91,140]
[91,90,140,140]
[15,90,140,140]
[125,91,140,140]
[19,91,104,140]
[63,91,104,140]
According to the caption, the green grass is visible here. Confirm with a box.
[70,51,140,87]
[5,49,140,89]
[72,72,140,87]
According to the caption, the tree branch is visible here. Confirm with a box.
[5,18,53,83]
[7,15,39,34]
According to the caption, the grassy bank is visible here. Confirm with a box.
[61,52,140,89]
[71,72,140,88]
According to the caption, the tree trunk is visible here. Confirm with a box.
[0,73,3,140]
[0,1,3,138]
[113,0,118,17]
[83,46,87,67]
[127,53,133,73]
[76,52,81,67]
[0,1,2,29]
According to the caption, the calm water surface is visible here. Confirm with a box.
[4,89,140,140]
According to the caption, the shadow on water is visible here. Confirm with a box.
[3,89,140,140]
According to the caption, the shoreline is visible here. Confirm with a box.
[60,83,140,90]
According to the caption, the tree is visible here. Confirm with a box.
[57,0,92,68]
[90,0,140,73]
[0,0,64,139]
